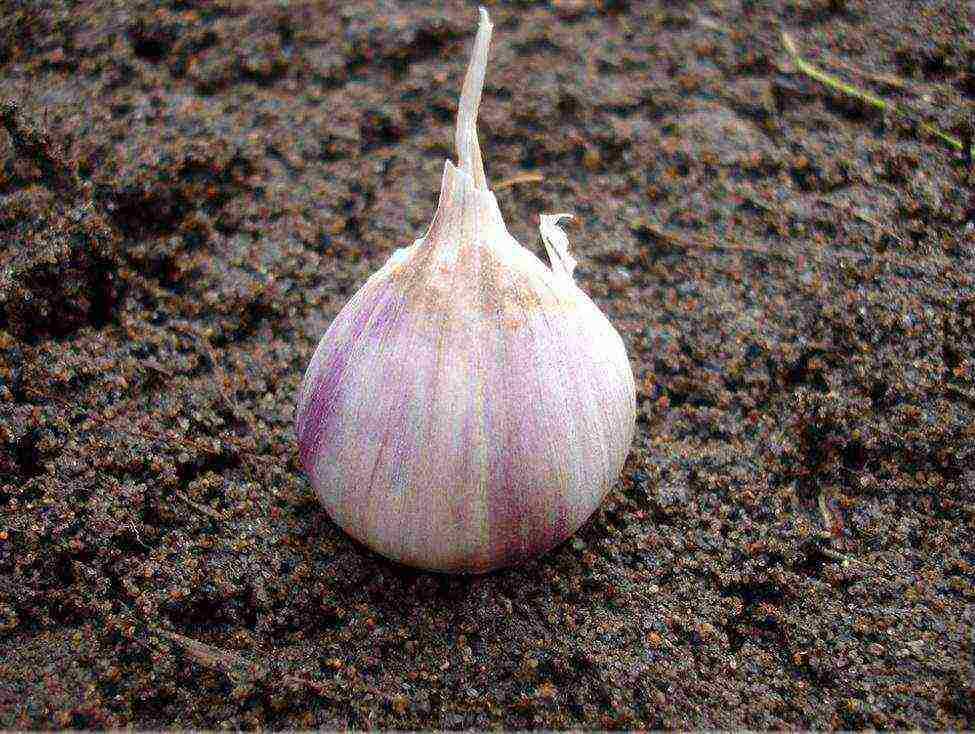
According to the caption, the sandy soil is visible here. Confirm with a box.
[1,0,973,728]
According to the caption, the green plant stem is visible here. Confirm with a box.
[781,32,971,159]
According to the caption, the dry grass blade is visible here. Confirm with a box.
[174,491,227,521]
[637,221,775,258]
[170,322,241,414]
[153,628,328,693]
[494,171,544,190]
[155,629,259,675]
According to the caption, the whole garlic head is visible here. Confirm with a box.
[296,8,636,573]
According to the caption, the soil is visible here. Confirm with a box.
[1,0,974,729]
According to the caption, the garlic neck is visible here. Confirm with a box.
[423,160,506,261]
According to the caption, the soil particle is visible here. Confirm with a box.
[1,0,973,729]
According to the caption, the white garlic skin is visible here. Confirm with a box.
[295,9,635,573]
[296,162,635,573]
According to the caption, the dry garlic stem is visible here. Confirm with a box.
[455,7,492,189]
[295,8,636,573]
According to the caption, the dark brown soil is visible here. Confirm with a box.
[2,0,973,729]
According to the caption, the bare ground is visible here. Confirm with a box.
[1,0,973,728]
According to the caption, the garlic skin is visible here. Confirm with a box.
[296,8,635,573]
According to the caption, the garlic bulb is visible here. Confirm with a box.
[296,8,635,573]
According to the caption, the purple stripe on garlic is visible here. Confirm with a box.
[295,7,636,573]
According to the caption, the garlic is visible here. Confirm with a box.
[296,8,635,573]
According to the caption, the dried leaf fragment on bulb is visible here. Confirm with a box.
[295,8,636,573]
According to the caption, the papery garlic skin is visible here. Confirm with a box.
[295,9,635,573]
